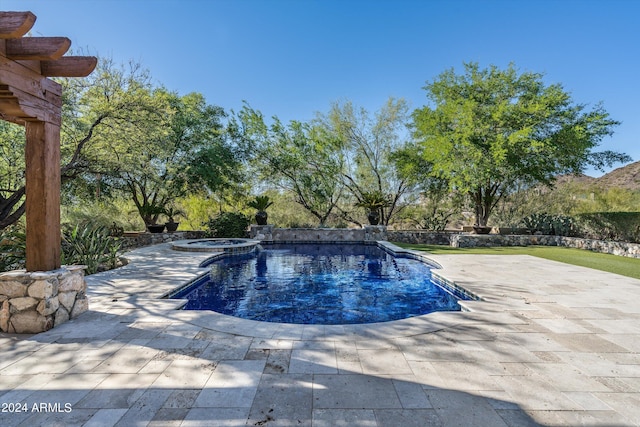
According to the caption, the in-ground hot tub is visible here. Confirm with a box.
[171,238,260,255]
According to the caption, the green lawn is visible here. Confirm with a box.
[392,243,640,280]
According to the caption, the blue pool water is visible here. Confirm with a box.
[170,243,466,325]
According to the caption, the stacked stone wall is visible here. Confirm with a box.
[0,266,88,334]
[387,231,459,246]
[272,227,365,242]
[250,225,387,242]
[388,231,640,259]
[555,236,640,258]
[122,228,640,259]
[120,230,207,250]
[451,234,640,258]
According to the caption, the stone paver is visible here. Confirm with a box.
[1,243,639,426]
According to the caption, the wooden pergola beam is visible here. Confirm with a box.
[0,59,63,125]
[41,56,98,77]
[6,36,71,60]
[0,11,97,272]
[0,11,35,38]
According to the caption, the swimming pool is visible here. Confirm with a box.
[169,243,468,325]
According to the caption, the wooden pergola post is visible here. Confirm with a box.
[0,11,97,272]
[25,121,62,271]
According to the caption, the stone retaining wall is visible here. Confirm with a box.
[121,227,640,259]
[388,230,640,259]
[250,225,387,242]
[120,230,207,250]
[387,231,460,246]
[0,266,88,334]
[451,234,640,258]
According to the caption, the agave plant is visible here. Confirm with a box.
[247,195,274,225]
[163,206,185,223]
[62,222,122,274]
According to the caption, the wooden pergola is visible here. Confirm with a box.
[0,11,97,271]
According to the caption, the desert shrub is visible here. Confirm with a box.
[394,199,462,231]
[266,196,319,227]
[570,188,640,215]
[520,213,578,237]
[1,222,122,274]
[0,224,26,271]
[204,212,250,238]
[332,219,350,229]
[287,222,316,228]
[62,199,143,232]
[178,195,218,230]
[575,212,640,243]
[414,211,453,231]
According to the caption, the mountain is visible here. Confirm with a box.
[594,161,640,190]
[555,173,596,186]
[555,161,640,191]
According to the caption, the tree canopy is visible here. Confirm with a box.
[237,98,415,226]
[0,57,246,230]
[409,62,630,226]
[238,105,344,226]
[62,59,244,225]
[1,58,634,234]
[316,98,412,226]
[84,86,244,226]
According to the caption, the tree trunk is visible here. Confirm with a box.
[471,187,496,227]
[0,189,26,230]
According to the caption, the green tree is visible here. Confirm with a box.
[411,62,630,226]
[59,58,161,199]
[238,106,344,226]
[392,140,459,229]
[92,90,244,226]
[1,56,245,231]
[56,57,246,227]
[318,98,412,226]
[1,58,156,230]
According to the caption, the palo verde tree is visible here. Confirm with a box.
[411,62,630,227]
[237,105,344,226]
[318,98,412,226]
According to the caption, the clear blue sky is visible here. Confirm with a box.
[4,0,638,176]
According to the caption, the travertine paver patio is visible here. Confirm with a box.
[1,242,639,426]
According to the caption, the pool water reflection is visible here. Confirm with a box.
[170,243,466,325]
